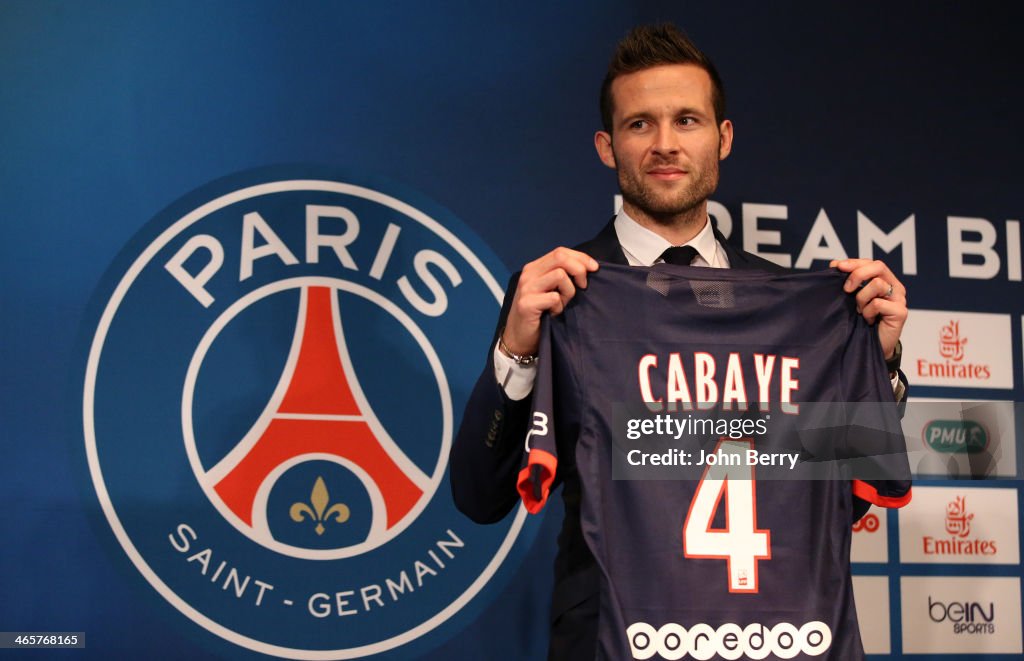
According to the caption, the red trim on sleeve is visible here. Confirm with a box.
[852,479,912,508]
[517,449,558,514]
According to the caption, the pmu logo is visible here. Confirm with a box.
[82,168,533,658]
[922,419,988,454]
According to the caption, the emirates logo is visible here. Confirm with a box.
[944,495,973,538]
[916,318,990,381]
[938,321,967,362]
[922,493,997,556]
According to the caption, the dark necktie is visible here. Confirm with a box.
[658,245,699,266]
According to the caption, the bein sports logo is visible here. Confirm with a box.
[928,596,996,635]
[627,620,832,659]
[82,169,529,658]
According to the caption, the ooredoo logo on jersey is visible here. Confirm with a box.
[82,167,529,658]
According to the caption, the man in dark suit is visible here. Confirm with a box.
[450,23,908,659]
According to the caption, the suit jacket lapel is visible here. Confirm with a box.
[713,225,788,273]
[576,218,629,265]
[714,226,755,270]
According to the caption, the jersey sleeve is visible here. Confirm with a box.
[516,314,558,513]
[841,311,913,509]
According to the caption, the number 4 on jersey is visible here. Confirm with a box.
[683,439,771,593]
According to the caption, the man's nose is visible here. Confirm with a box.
[651,124,680,156]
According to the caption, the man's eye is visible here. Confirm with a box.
[677,117,696,126]
[629,120,647,130]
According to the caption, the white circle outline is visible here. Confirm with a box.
[182,277,450,559]
[82,179,527,659]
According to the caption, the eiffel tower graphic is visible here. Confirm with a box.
[202,286,428,547]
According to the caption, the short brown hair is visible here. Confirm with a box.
[599,24,727,132]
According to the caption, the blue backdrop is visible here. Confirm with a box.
[2,1,1021,659]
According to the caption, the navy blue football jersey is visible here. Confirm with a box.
[517,263,911,660]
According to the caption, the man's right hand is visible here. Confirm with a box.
[501,248,599,356]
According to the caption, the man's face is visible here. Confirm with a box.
[595,64,732,226]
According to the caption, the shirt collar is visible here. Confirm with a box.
[613,209,721,267]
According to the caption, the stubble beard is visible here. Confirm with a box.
[617,157,719,229]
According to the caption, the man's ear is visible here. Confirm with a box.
[718,120,733,160]
[594,131,617,169]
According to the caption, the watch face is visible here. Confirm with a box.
[500,336,536,364]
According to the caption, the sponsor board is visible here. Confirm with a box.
[901,398,1017,478]
[901,576,1023,654]
[898,486,1019,564]
[81,167,535,658]
[900,310,1013,389]
[851,507,888,563]
[852,576,890,655]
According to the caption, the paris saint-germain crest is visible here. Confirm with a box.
[82,167,533,658]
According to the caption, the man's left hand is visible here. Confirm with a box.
[830,258,908,360]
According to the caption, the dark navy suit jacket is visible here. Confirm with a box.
[449,219,894,659]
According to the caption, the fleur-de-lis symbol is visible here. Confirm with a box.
[290,476,350,535]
